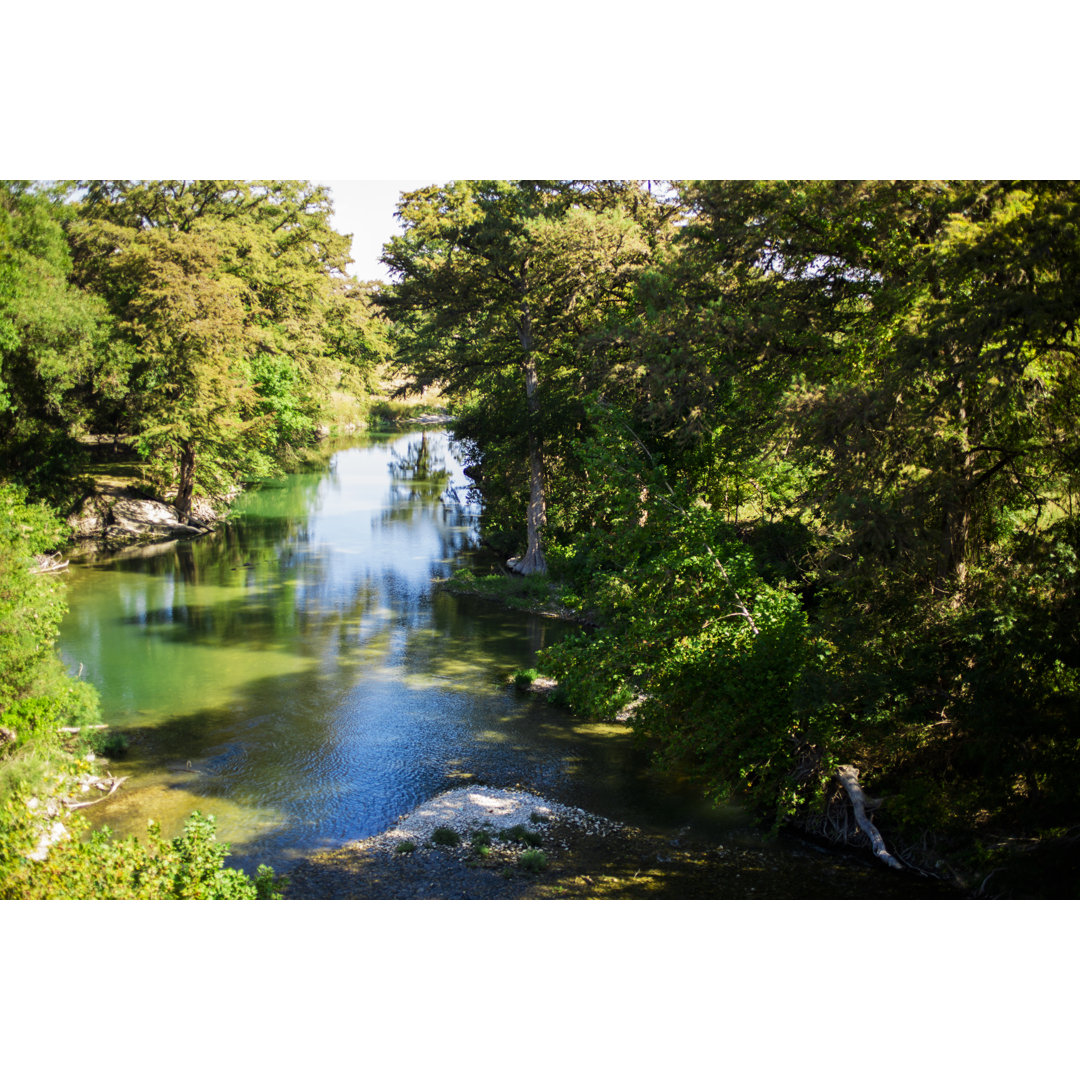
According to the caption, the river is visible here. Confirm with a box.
[59,429,954,897]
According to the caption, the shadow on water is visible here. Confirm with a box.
[80,607,654,876]
[62,430,955,898]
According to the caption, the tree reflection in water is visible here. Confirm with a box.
[388,431,450,502]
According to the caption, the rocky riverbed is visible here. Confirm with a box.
[283,784,959,900]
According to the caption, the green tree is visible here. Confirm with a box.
[0,182,110,504]
[70,180,380,514]
[383,180,653,572]
[532,180,1080,874]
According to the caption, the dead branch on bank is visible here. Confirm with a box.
[31,552,69,574]
[835,765,903,870]
[64,775,127,810]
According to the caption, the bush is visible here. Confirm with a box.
[513,668,537,690]
[498,824,542,848]
[517,849,547,873]
[431,826,460,846]
[81,728,129,759]
[0,809,280,899]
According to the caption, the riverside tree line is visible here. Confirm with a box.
[2,179,1078,895]
[384,180,1080,889]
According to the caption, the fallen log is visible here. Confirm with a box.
[64,775,127,810]
[836,765,903,870]
[31,552,69,574]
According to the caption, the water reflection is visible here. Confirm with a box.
[57,430,955,897]
[60,431,609,869]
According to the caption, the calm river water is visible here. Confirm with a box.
[59,430,952,897]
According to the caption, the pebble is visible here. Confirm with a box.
[368,785,619,856]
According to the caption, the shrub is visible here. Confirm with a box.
[498,824,542,848]
[513,668,538,690]
[517,849,547,873]
[0,809,276,900]
[81,728,129,759]
[395,840,417,854]
[431,826,460,846]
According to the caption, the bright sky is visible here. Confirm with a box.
[322,179,439,283]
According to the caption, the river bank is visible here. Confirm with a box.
[283,784,959,900]
[434,567,997,895]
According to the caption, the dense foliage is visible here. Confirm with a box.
[386,180,1080,884]
[0,180,384,897]
[1,180,386,513]
[0,482,282,898]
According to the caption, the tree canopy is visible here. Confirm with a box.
[385,179,1080,885]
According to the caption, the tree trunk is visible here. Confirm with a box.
[516,355,548,575]
[514,286,547,575]
[174,440,197,524]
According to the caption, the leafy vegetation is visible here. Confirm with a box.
[517,849,548,873]
[5,178,1079,895]
[0,480,279,898]
[386,180,1080,889]
[0,808,285,900]
[2,180,389,513]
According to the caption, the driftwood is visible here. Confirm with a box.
[58,724,108,733]
[31,552,69,574]
[64,775,127,810]
[836,765,903,870]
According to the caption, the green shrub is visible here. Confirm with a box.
[517,849,547,873]
[498,824,542,848]
[81,728,129,759]
[0,809,276,900]
[395,840,417,854]
[513,668,538,690]
[431,826,460,846]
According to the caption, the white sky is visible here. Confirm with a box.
[322,179,439,283]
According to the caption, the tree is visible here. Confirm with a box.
[383,181,653,573]
[70,180,380,514]
[533,180,1080,869]
[0,182,110,504]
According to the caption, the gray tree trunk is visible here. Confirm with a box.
[514,286,547,575]
[174,440,197,524]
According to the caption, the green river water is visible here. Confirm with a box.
[59,429,954,897]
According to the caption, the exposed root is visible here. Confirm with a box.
[835,765,903,870]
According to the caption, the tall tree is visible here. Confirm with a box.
[0,182,110,504]
[70,180,379,514]
[382,180,652,572]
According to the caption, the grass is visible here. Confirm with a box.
[498,824,543,848]
[440,568,582,621]
[431,826,461,846]
[517,849,548,873]
[470,829,493,856]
